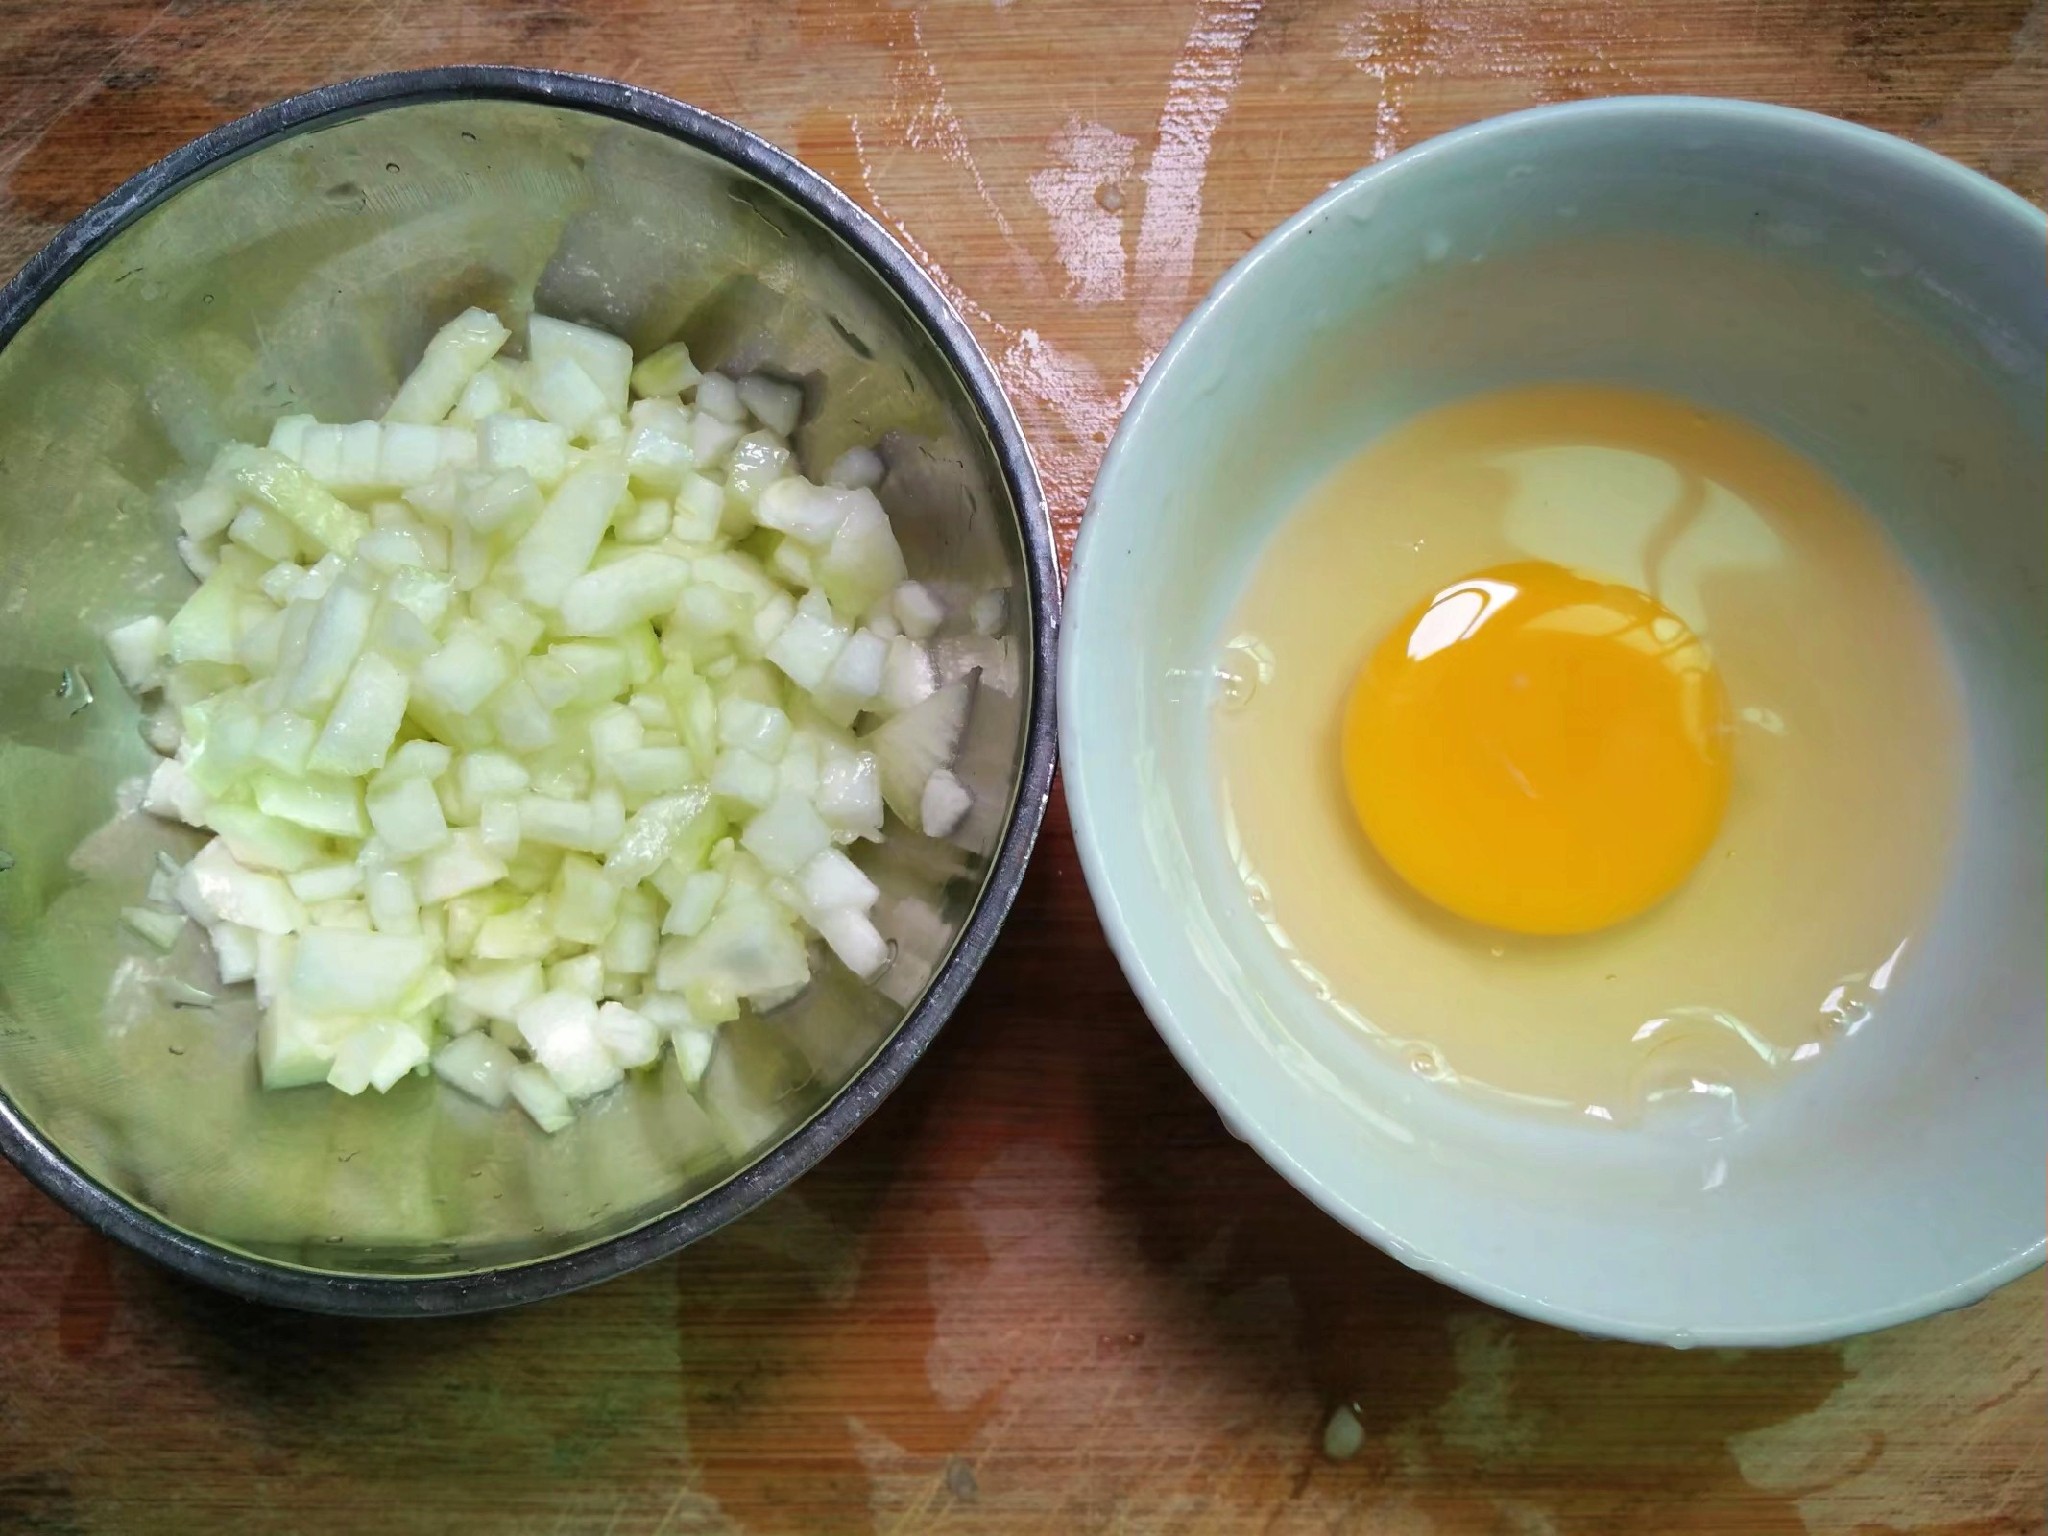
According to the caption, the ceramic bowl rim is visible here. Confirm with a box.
[1060,94,2047,1346]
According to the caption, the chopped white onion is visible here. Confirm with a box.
[891,581,944,639]
[826,446,884,491]
[123,905,186,950]
[920,767,973,839]
[508,1061,574,1132]
[385,307,511,425]
[106,615,169,692]
[865,675,977,825]
[630,341,701,398]
[114,307,979,1128]
[434,1031,518,1107]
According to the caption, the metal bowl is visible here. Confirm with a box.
[0,68,1056,1314]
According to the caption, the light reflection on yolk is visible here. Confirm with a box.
[1342,561,1733,936]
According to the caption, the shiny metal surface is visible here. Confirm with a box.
[0,69,1056,1313]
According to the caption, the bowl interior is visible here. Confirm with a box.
[1066,99,2046,1343]
[0,87,1040,1285]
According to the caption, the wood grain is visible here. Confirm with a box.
[1,2,2043,1532]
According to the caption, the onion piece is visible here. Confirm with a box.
[863,675,977,825]
[105,305,978,1128]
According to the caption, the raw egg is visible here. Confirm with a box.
[1211,384,1961,1119]
[1342,561,1732,936]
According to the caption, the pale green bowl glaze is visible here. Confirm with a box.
[1061,98,2046,1345]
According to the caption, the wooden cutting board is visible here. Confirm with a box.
[1,2,2042,1532]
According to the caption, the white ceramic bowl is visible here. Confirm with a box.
[1060,98,2046,1345]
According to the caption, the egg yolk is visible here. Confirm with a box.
[1342,561,1732,935]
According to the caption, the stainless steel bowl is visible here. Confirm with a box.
[0,68,1057,1314]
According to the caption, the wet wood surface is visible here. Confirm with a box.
[1,1,2044,1532]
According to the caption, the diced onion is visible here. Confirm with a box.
[113,307,988,1130]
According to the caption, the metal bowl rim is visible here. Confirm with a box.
[0,64,1059,1316]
